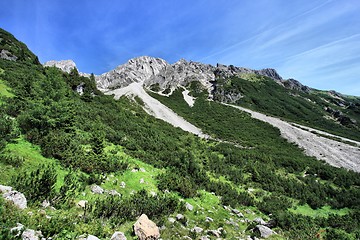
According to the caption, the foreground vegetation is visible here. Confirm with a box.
[1,28,360,239]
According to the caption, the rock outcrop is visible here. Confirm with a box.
[253,225,275,238]
[97,56,168,90]
[1,185,27,209]
[133,214,160,240]
[1,49,18,61]
[44,60,77,73]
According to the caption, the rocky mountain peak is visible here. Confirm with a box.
[96,56,169,89]
[44,60,77,73]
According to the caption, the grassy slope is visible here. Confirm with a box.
[213,76,360,142]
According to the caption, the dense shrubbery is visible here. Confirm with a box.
[92,189,180,223]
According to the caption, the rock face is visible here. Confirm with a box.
[0,49,18,61]
[97,56,168,89]
[44,60,77,73]
[1,186,27,209]
[283,78,311,93]
[110,231,127,240]
[133,214,160,240]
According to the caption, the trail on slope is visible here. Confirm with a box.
[104,83,208,138]
[225,103,360,173]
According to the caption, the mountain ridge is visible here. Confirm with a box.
[44,56,314,96]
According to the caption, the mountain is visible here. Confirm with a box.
[1,27,360,240]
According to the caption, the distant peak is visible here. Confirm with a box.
[43,60,77,73]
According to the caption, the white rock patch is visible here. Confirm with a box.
[182,88,195,107]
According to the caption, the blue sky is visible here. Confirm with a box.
[1,0,360,95]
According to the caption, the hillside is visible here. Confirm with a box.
[1,28,360,240]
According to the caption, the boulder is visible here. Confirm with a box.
[110,231,127,240]
[120,181,126,188]
[232,208,240,214]
[107,190,121,196]
[191,226,203,233]
[176,214,184,220]
[0,184,12,193]
[22,229,43,240]
[185,202,193,211]
[133,214,160,240]
[253,217,267,225]
[3,190,27,209]
[90,185,104,194]
[86,235,100,240]
[77,200,88,208]
[254,225,275,239]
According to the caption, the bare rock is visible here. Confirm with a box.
[176,214,184,220]
[90,185,104,194]
[253,217,267,225]
[77,200,88,208]
[185,202,194,211]
[110,231,127,240]
[21,228,43,240]
[41,199,50,208]
[120,181,126,188]
[254,225,275,239]
[191,226,203,233]
[44,60,77,73]
[0,184,12,193]
[133,214,160,240]
[3,190,27,209]
[107,190,121,196]
[86,235,101,240]
[0,49,18,61]
[168,217,176,224]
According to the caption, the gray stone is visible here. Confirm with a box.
[86,235,100,240]
[43,60,76,73]
[191,226,203,233]
[206,230,220,238]
[21,229,43,240]
[133,214,160,240]
[0,184,12,193]
[107,190,121,196]
[176,214,184,220]
[77,200,88,208]
[253,217,267,225]
[232,208,240,214]
[3,190,27,209]
[120,181,126,188]
[0,49,17,61]
[205,217,213,222]
[168,217,176,224]
[90,185,104,194]
[41,200,50,208]
[110,231,127,240]
[254,225,275,239]
[185,202,193,211]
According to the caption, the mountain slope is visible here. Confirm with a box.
[1,28,360,240]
